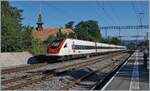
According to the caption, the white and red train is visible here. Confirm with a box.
[47,37,126,60]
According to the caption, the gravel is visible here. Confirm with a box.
[21,57,117,90]
[1,54,106,80]
[2,53,128,90]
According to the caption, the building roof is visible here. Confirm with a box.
[32,28,74,41]
[32,14,75,41]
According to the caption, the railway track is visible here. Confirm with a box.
[1,52,121,79]
[2,51,131,90]
[1,54,109,75]
[89,57,128,90]
[1,51,127,75]
[90,53,131,90]
[1,63,48,75]
[59,53,130,90]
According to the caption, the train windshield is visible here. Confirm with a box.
[50,39,63,48]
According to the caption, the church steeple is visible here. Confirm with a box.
[36,14,43,31]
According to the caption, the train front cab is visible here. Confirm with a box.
[47,38,66,55]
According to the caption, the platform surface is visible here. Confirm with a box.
[101,50,149,90]
[0,52,38,68]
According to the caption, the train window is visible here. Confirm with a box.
[64,43,67,48]
[50,39,63,48]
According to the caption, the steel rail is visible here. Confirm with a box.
[2,63,48,74]
[60,53,130,90]
[1,51,124,75]
[90,54,130,90]
[2,51,127,90]
[2,51,122,86]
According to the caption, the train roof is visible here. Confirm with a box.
[66,38,126,48]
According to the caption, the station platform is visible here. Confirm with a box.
[101,49,149,90]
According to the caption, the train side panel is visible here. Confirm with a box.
[47,38,126,57]
[59,39,96,56]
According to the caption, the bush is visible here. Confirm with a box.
[44,34,56,44]
[29,44,47,55]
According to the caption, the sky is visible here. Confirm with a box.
[9,1,149,40]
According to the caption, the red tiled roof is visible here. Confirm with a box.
[32,28,74,41]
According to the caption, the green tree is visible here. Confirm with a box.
[126,42,136,50]
[1,1,23,52]
[74,20,102,42]
[101,37,109,43]
[21,26,34,50]
[1,1,50,55]
[109,37,121,45]
[65,21,74,29]
[44,34,57,44]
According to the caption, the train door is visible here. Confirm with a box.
[72,41,76,54]
[95,42,97,54]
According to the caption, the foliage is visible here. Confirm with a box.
[1,1,23,52]
[21,26,34,50]
[74,20,102,42]
[29,43,47,55]
[101,37,121,45]
[44,34,57,44]
[25,38,47,55]
[126,42,136,50]
[1,1,122,55]
[67,33,77,39]
[109,37,121,45]
[1,1,44,55]
[101,37,109,43]
[65,21,74,29]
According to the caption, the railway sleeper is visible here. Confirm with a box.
[2,51,129,90]
[60,53,130,90]
[90,54,131,90]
